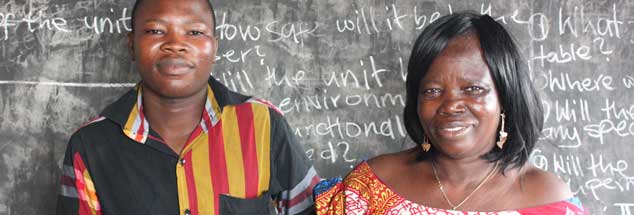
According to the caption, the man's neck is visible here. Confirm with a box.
[142,86,208,154]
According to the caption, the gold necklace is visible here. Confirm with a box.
[431,162,499,210]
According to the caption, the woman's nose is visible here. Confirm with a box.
[438,90,466,116]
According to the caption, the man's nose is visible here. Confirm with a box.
[161,33,188,53]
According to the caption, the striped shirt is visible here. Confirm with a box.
[57,78,319,214]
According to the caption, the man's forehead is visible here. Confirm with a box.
[135,0,213,18]
[130,0,217,33]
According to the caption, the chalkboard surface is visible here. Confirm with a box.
[1,0,633,214]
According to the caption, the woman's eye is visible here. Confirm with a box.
[465,86,486,94]
[421,88,441,98]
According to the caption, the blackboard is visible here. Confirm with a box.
[1,0,633,214]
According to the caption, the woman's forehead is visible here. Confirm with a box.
[423,36,492,83]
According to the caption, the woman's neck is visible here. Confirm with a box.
[431,156,501,188]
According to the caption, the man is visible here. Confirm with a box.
[56,0,319,214]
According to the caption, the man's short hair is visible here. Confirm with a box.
[129,0,217,36]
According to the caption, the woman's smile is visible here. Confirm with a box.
[436,124,472,139]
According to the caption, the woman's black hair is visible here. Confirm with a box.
[129,0,217,36]
[403,12,544,171]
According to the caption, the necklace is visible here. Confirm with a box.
[431,162,499,210]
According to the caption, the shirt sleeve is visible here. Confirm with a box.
[269,110,320,215]
[56,132,103,215]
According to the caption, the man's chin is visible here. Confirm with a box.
[162,88,203,99]
[145,82,207,100]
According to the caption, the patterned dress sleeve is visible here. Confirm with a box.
[56,131,103,215]
[315,178,345,215]
[315,163,376,215]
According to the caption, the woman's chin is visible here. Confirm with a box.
[434,143,482,159]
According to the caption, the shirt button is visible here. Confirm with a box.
[184,209,191,215]
[180,158,186,166]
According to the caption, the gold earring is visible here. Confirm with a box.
[497,113,508,149]
[422,136,431,152]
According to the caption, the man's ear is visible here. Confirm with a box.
[127,32,135,61]
[211,36,218,63]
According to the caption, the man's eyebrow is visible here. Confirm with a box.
[143,18,209,25]
[143,18,167,24]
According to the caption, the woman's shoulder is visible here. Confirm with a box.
[366,147,419,182]
[514,169,587,215]
[516,164,574,206]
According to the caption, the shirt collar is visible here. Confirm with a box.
[101,77,251,144]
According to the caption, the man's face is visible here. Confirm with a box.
[128,0,217,99]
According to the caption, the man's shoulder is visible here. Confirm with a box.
[247,98,284,116]
[227,97,285,120]
[209,78,283,117]
[70,116,120,141]
[99,87,139,126]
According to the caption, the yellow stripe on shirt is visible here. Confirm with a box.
[221,106,246,198]
[190,133,215,214]
[252,104,271,195]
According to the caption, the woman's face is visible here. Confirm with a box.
[418,35,502,158]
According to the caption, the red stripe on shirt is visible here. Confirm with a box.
[209,120,228,213]
[73,153,87,197]
[147,135,165,144]
[184,126,202,150]
[183,151,199,214]
[73,153,88,215]
[136,105,146,142]
[73,153,101,215]
[236,103,259,198]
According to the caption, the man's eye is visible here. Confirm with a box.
[189,30,205,36]
[145,29,164,35]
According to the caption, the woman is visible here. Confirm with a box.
[314,12,587,214]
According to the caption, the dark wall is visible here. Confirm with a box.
[0,0,633,214]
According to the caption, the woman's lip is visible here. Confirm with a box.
[442,126,466,131]
[436,125,472,138]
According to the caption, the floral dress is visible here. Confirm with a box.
[315,161,587,215]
